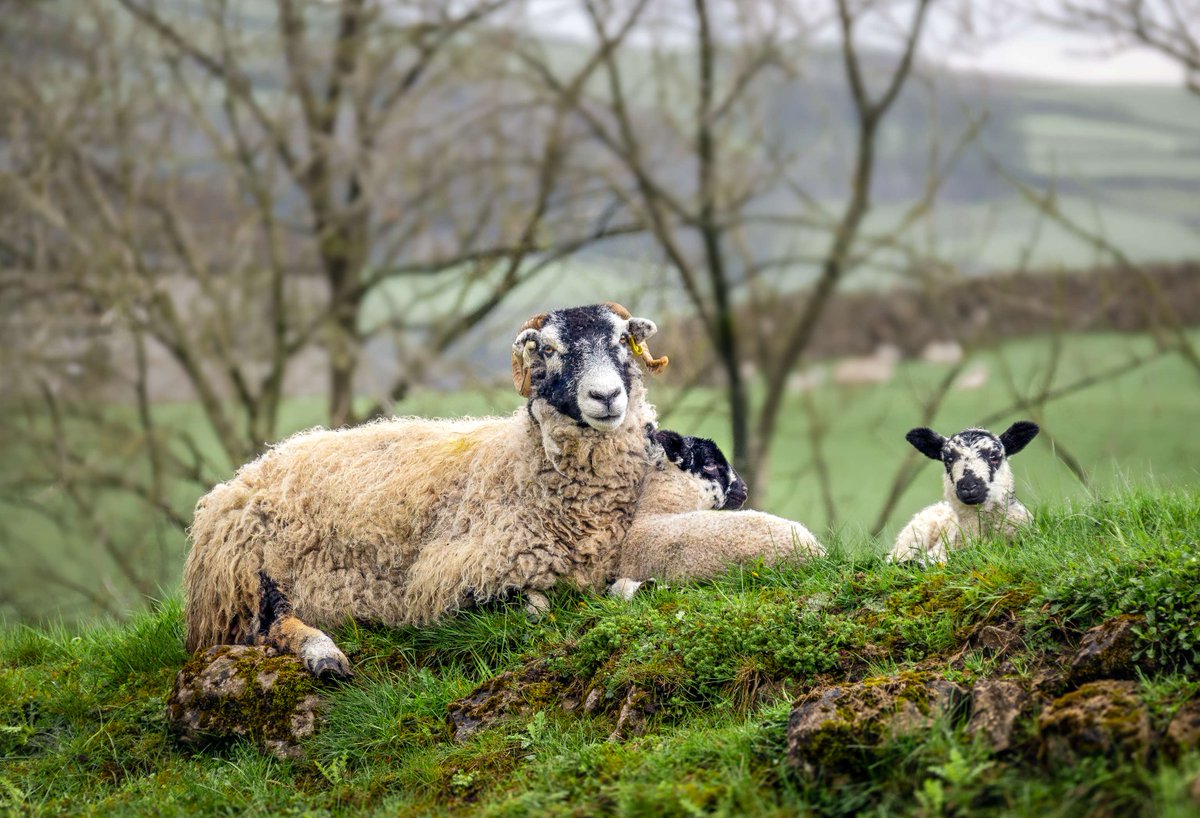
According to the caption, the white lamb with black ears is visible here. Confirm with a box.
[888,421,1040,565]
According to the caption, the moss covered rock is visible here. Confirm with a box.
[166,645,325,759]
[608,685,656,742]
[967,679,1033,753]
[447,659,575,742]
[1038,680,1151,765]
[1164,698,1200,760]
[787,674,967,775]
[1067,615,1143,684]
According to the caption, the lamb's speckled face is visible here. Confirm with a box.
[654,429,748,510]
[513,304,657,432]
[941,429,1010,506]
[906,422,1039,508]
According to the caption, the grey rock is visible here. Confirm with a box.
[167,644,324,759]
[608,686,655,742]
[1068,615,1142,684]
[787,675,967,775]
[1038,680,1151,765]
[967,679,1031,752]
[446,659,572,743]
[977,624,1021,656]
[1164,698,1200,760]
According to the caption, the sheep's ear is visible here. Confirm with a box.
[999,421,1039,456]
[905,427,946,460]
[608,305,668,374]
[511,314,547,397]
[626,317,657,343]
[653,429,687,465]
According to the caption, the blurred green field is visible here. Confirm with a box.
[3,330,1198,623]
[667,331,1200,541]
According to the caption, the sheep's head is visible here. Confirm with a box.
[511,303,668,432]
[906,421,1039,508]
[654,429,748,510]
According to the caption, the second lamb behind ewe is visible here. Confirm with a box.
[609,429,825,599]
[888,421,1039,565]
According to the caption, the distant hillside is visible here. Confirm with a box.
[553,39,1200,279]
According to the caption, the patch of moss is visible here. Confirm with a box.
[168,647,322,751]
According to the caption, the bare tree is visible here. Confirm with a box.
[519,0,958,489]
[0,0,641,619]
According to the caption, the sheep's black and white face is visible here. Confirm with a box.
[907,421,1039,508]
[654,429,748,510]
[513,304,658,432]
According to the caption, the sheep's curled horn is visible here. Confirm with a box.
[510,304,670,398]
[511,312,548,398]
[603,302,670,375]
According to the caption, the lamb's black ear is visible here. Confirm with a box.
[653,429,687,465]
[999,421,1039,456]
[905,427,946,460]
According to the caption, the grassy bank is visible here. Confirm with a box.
[3,487,1200,816]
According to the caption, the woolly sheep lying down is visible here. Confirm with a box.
[183,303,825,678]
[609,430,824,599]
[887,421,1039,566]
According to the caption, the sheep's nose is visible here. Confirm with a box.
[956,474,987,505]
[723,479,749,510]
[588,387,622,408]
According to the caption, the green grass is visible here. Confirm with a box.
[2,488,1200,816]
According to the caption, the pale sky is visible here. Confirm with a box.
[923,2,1188,85]
[523,0,1189,87]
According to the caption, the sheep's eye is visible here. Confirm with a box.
[988,452,1002,465]
[620,334,630,346]
[541,344,556,356]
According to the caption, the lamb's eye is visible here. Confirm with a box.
[988,452,1002,465]
[541,344,556,356]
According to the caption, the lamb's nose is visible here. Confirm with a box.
[956,475,987,505]
[589,387,622,407]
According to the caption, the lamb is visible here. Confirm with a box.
[887,421,1039,565]
[609,429,825,599]
[183,302,672,678]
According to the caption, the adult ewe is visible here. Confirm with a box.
[184,303,669,677]
[887,421,1039,566]
[610,430,825,598]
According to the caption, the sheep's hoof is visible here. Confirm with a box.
[300,636,353,681]
[607,578,644,602]
[312,656,353,681]
[524,591,551,621]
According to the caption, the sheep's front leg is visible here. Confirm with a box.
[256,572,352,680]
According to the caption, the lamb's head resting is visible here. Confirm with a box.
[906,421,1039,509]
[654,429,748,511]
[512,303,667,432]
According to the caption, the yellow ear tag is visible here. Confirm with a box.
[627,336,644,356]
